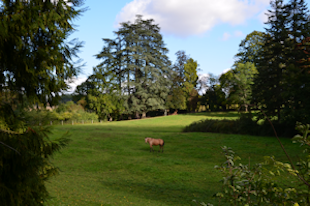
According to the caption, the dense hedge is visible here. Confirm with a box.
[183,115,296,137]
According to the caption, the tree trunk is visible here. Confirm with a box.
[135,112,140,119]
[108,114,112,122]
[172,109,178,115]
[142,112,146,118]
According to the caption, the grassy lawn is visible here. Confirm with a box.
[45,112,301,206]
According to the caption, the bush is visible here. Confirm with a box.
[204,123,310,206]
[25,102,99,125]
[183,114,296,137]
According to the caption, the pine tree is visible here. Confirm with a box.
[95,15,172,118]
[172,50,189,86]
[253,0,290,121]
[283,0,310,124]
[253,0,310,124]
[0,0,85,106]
[0,0,84,205]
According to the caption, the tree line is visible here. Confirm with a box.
[73,0,310,128]
[72,15,200,121]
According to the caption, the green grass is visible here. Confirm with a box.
[44,112,302,206]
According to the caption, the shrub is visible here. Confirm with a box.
[183,114,296,137]
[201,123,310,206]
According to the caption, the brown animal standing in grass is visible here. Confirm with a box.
[145,137,164,153]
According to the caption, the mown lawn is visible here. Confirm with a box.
[45,112,301,206]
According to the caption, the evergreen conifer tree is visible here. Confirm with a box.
[95,15,172,118]
[0,0,84,205]
[253,0,310,124]
[283,0,310,124]
[253,0,290,121]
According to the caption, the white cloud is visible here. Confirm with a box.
[222,30,244,41]
[115,0,270,37]
[234,30,244,37]
[66,76,88,93]
[197,73,209,94]
[221,68,232,75]
[258,10,269,24]
[222,32,231,41]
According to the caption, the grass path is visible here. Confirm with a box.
[45,112,301,205]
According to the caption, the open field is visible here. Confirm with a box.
[45,112,301,206]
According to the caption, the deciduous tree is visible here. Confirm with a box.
[183,58,199,112]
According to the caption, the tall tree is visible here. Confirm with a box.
[94,36,125,92]
[201,74,226,111]
[282,0,310,124]
[253,0,310,124]
[219,69,234,98]
[0,0,84,205]
[172,50,189,86]
[231,62,258,112]
[235,31,267,65]
[183,58,199,112]
[252,0,290,121]
[95,15,172,118]
[165,51,189,114]
[165,87,187,114]
[220,63,257,112]
[0,0,85,106]
[183,58,198,94]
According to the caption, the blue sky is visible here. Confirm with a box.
[68,0,309,91]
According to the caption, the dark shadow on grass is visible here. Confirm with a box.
[182,111,240,118]
[182,111,260,119]
[99,179,218,205]
[97,125,183,133]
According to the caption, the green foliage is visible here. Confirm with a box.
[94,15,172,118]
[208,147,300,205]
[235,30,266,65]
[230,62,258,112]
[183,58,198,94]
[0,1,84,204]
[165,51,189,113]
[166,87,187,111]
[183,113,296,137]
[219,69,234,97]
[183,58,199,112]
[0,0,85,106]
[206,123,310,205]
[201,74,226,111]
[0,103,70,206]
[252,0,310,124]
[172,50,189,86]
[25,101,99,123]
[87,93,123,121]
[73,73,124,121]
[187,88,199,112]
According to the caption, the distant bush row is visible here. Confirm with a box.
[183,114,296,137]
[24,101,99,126]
